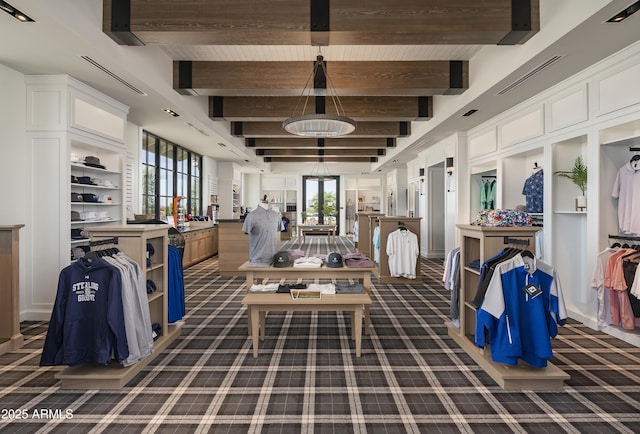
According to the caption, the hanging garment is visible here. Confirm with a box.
[40,257,129,366]
[612,160,640,234]
[386,227,419,279]
[591,247,618,327]
[168,245,186,323]
[103,253,154,367]
[475,254,567,368]
[443,247,461,325]
[372,225,381,265]
[522,169,544,213]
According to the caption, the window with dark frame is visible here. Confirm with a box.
[141,131,203,220]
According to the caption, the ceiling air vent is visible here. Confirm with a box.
[496,55,564,95]
[80,56,147,96]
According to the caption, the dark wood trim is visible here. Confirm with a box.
[179,61,467,96]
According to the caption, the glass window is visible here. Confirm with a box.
[141,131,203,220]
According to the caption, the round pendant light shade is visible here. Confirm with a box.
[283,52,356,138]
[283,114,356,137]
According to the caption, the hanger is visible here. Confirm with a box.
[520,249,535,259]
[611,242,622,248]
[631,154,640,162]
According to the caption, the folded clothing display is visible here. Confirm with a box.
[307,283,336,295]
[276,283,308,293]
[293,256,323,268]
[344,253,375,268]
[335,283,365,294]
[249,283,279,292]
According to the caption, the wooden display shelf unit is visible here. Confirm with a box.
[0,225,25,355]
[54,224,182,389]
[448,224,569,391]
[377,217,422,284]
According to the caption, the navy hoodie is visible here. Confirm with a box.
[40,257,129,366]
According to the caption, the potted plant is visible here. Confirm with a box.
[554,155,588,210]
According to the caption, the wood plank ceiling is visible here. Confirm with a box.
[103,0,539,164]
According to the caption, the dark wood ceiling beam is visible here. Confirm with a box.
[210,96,432,121]
[264,157,378,163]
[246,137,396,149]
[255,148,385,156]
[232,121,410,138]
[104,0,538,46]
[175,61,467,96]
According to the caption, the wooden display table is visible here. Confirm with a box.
[241,292,371,357]
[238,261,376,331]
[297,224,337,247]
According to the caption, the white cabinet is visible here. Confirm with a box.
[24,75,128,320]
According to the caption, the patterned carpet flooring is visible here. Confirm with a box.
[1,236,640,433]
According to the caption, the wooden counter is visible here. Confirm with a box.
[182,226,218,268]
[0,224,24,355]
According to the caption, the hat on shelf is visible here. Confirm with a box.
[91,177,105,186]
[71,228,89,240]
[103,179,115,188]
[71,192,83,202]
[70,152,81,163]
[71,175,79,184]
[326,251,344,268]
[71,210,83,221]
[99,193,113,204]
[81,193,99,203]
[80,211,98,220]
[146,279,156,294]
[77,176,95,185]
[273,251,291,268]
[84,156,106,169]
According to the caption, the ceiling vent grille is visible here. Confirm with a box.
[81,56,147,96]
[496,55,564,95]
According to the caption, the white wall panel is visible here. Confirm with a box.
[499,108,543,148]
[548,85,588,132]
[468,128,496,158]
[597,62,640,116]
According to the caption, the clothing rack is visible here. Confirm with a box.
[503,237,530,246]
[89,237,118,247]
[608,234,640,242]
[481,176,497,179]
[630,147,640,152]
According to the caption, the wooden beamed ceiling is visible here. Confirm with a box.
[103,0,539,164]
[104,0,539,47]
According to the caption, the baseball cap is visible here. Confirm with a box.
[326,251,344,268]
[273,251,291,268]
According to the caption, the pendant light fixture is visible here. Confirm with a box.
[283,51,356,137]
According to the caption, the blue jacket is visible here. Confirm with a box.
[475,254,567,368]
[40,257,129,366]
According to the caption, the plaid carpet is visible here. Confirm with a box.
[1,236,640,433]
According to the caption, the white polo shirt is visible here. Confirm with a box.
[612,160,640,234]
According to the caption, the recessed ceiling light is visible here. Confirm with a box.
[462,109,478,117]
[217,142,226,147]
[607,0,640,22]
[0,1,34,22]
[163,108,180,117]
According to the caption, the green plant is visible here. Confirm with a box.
[554,155,588,196]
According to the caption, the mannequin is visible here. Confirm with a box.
[242,195,283,266]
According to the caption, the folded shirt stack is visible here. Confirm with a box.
[276,283,308,293]
[293,256,323,268]
[249,283,279,292]
[287,249,305,260]
[307,283,336,295]
[344,252,375,268]
[335,283,365,294]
